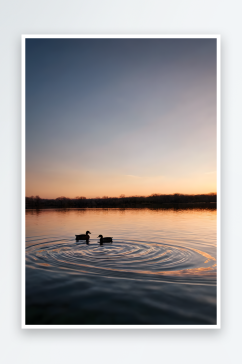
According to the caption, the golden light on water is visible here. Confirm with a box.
[26,208,217,283]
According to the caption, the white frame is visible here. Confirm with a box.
[21,34,221,329]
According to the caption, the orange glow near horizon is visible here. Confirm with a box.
[26,171,217,199]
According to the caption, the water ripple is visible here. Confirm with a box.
[26,239,216,285]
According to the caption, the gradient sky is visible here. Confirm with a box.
[26,38,217,198]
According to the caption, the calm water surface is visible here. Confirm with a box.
[26,208,217,325]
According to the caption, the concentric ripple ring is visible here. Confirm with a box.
[26,239,216,285]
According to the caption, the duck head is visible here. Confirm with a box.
[86,231,91,235]
[98,235,103,238]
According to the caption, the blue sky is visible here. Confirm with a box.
[26,38,217,198]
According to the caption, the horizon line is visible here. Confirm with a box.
[26,192,217,200]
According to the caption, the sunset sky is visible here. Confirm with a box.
[25,37,217,199]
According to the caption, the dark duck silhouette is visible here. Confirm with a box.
[75,231,91,241]
[98,234,113,244]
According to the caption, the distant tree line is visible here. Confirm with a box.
[26,193,216,209]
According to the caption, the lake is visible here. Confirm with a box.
[25,207,217,326]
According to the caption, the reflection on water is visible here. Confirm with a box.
[25,208,217,325]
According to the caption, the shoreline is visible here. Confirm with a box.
[26,194,217,210]
[25,202,216,210]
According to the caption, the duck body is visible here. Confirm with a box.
[98,234,113,244]
[75,231,91,240]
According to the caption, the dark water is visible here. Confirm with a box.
[25,208,217,325]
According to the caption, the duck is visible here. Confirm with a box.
[98,234,113,244]
[75,231,91,240]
